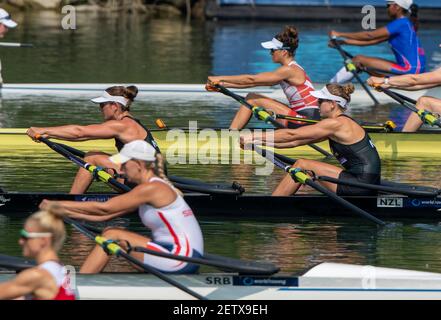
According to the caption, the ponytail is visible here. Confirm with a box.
[153,153,183,196]
[409,4,419,32]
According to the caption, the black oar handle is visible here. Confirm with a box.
[377,88,418,112]
[317,175,438,198]
[134,247,279,275]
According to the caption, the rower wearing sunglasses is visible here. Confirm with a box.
[26,85,162,194]
[206,25,319,129]
[0,210,75,300]
[240,83,381,196]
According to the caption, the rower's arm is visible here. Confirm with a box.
[40,184,163,221]
[343,36,389,46]
[387,69,441,90]
[334,27,389,43]
[260,120,338,148]
[28,121,126,141]
[0,269,45,300]
[208,67,294,87]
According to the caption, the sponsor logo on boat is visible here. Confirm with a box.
[0,196,11,206]
[76,195,112,202]
[408,199,441,208]
[234,276,298,287]
[377,197,403,208]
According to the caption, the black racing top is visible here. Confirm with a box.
[328,115,381,182]
[114,116,161,153]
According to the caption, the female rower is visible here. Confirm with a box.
[26,85,161,194]
[0,210,75,300]
[206,25,319,129]
[240,83,381,196]
[329,0,425,83]
[368,68,441,132]
[40,140,204,274]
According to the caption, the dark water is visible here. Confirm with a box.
[1,12,441,274]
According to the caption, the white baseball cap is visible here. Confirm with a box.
[261,38,291,50]
[91,91,128,107]
[0,9,17,28]
[310,86,349,109]
[386,0,412,10]
[109,140,156,164]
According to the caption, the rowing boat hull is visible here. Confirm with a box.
[1,83,434,105]
[1,192,441,219]
[1,263,440,299]
[1,128,441,158]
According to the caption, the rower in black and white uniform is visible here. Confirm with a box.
[240,83,381,196]
[26,85,162,194]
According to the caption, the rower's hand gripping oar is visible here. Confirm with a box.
[373,87,441,128]
[35,135,131,193]
[63,216,207,300]
[212,83,334,159]
[250,144,386,226]
[329,37,380,106]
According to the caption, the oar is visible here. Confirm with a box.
[261,148,439,198]
[63,217,207,300]
[250,144,386,225]
[330,38,380,106]
[78,221,279,275]
[214,84,334,159]
[374,87,441,128]
[0,253,36,271]
[36,135,131,193]
[275,114,396,132]
[0,42,33,48]
[39,138,244,195]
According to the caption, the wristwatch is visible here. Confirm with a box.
[384,76,390,85]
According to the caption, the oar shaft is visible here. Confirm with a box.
[253,145,385,226]
[216,84,334,158]
[317,175,438,197]
[330,39,380,105]
[37,137,130,192]
[303,179,385,225]
[64,217,206,300]
[0,42,33,48]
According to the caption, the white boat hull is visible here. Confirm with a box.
[1,83,435,106]
[2,263,441,300]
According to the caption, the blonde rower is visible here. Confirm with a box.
[40,140,204,274]
[0,210,75,300]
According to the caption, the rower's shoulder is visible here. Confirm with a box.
[318,117,343,129]
[14,267,50,286]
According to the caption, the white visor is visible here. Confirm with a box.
[109,140,156,164]
[310,86,349,109]
[91,91,128,107]
[386,0,412,10]
[261,38,289,50]
[0,9,17,28]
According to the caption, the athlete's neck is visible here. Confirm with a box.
[35,249,59,266]
[281,56,294,66]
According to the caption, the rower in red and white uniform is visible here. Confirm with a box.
[0,210,76,300]
[206,25,319,129]
[40,140,204,274]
